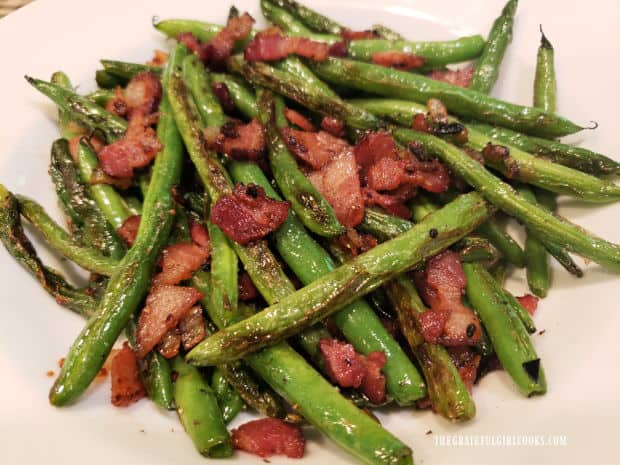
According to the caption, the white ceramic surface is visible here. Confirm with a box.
[1,1,619,464]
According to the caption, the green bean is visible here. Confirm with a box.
[170,357,232,457]
[476,219,525,267]
[48,44,187,406]
[87,89,115,108]
[95,69,125,89]
[349,98,620,202]
[489,259,508,285]
[265,0,343,35]
[16,196,118,276]
[261,0,333,42]
[275,56,339,98]
[534,27,556,113]
[49,139,125,259]
[211,367,244,424]
[258,90,345,237]
[187,192,494,366]
[124,196,143,216]
[359,208,412,242]
[309,58,582,138]
[372,24,404,41]
[467,122,620,176]
[393,128,620,270]
[50,72,86,139]
[463,262,546,396]
[76,140,131,229]
[503,289,537,334]
[228,158,427,405]
[191,284,414,465]
[385,276,476,421]
[100,59,161,80]
[26,76,127,142]
[182,54,226,127]
[227,55,381,130]
[469,0,518,93]
[210,73,259,118]
[517,185,550,297]
[0,184,98,317]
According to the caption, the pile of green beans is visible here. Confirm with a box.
[4,1,619,465]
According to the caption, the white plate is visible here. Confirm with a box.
[1,0,619,464]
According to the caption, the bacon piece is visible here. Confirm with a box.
[371,51,425,71]
[177,32,209,62]
[447,346,481,393]
[212,82,236,114]
[238,271,259,301]
[211,183,290,245]
[281,128,349,169]
[306,148,365,227]
[361,351,387,404]
[320,116,345,137]
[341,29,379,40]
[333,228,378,257]
[427,66,474,88]
[232,418,305,458]
[157,329,181,359]
[213,119,266,161]
[244,32,329,62]
[135,285,204,358]
[516,294,539,316]
[98,113,162,178]
[414,251,482,346]
[106,87,129,118]
[319,339,387,404]
[179,305,207,351]
[190,221,210,248]
[206,12,255,68]
[354,131,450,194]
[123,72,162,117]
[152,242,211,287]
[111,342,146,406]
[284,108,316,131]
[320,338,367,388]
[482,142,520,179]
[328,41,348,57]
[147,49,169,67]
[117,214,141,246]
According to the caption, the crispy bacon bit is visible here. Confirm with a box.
[111,342,146,406]
[341,29,379,40]
[238,271,259,301]
[447,346,481,393]
[213,119,266,161]
[281,128,349,169]
[177,32,209,61]
[328,41,348,57]
[516,294,539,316]
[179,305,207,350]
[361,351,387,404]
[135,285,204,358]
[147,49,169,67]
[106,87,129,118]
[190,221,210,248]
[319,339,387,404]
[207,12,255,68]
[244,32,329,62]
[320,116,345,137]
[98,113,162,178]
[123,72,163,117]
[482,142,520,178]
[333,228,378,257]
[232,418,305,458]
[157,329,181,359]
[427,66,474,88]
[152,242,211,287]
[212,82,236,114]
[284,108,316,131]
[306,148,365,227]
[211,183,290,244]
[414,250,482,346]
[363,185,416,218]
[117,215,141,246]
[371,51,425,70]
[412,113,433,133]
[68,135,105,162]
[355,131,450,193]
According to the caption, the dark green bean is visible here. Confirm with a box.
[211,367,244,424]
